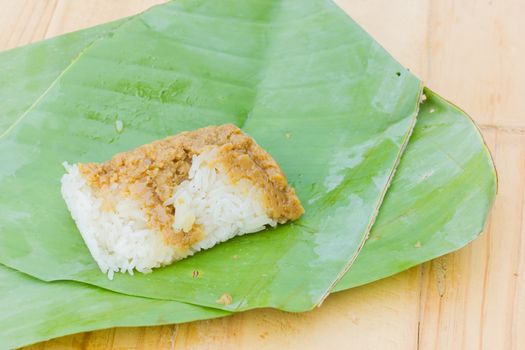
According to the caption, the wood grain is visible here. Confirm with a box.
[424,0,525,127]
[0,0,59,50]
[1,0,521,349]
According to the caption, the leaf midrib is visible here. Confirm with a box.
[0,17,135,140]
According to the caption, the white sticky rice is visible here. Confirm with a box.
[169,148,277,251]
[61,148,275,279]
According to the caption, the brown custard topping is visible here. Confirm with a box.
[79,124,304,249]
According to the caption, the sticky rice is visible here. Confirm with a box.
[61,124,303,279]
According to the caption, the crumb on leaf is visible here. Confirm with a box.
[216,293,233,306]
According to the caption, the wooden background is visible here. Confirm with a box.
[1,0,523,349]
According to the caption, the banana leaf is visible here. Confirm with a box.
[0,90,495,349]
[0,19,127,134]
[0,10,494,294]
[335,88,497,291]
[0,18,496,347]
[0,265,228,350]
[0,0,422,312]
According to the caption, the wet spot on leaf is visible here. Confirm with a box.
[115,120,123,133]
[160,79,191,103]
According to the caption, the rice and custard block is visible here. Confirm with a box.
[61,124,304,278]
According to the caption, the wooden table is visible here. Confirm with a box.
[1,0,523,348]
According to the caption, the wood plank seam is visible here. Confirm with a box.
[424,0,433,83]
[513,188,525,347]
[479,124,525,134]
[42,0,60,40]
[12,2,30,47]
[508,169,525,348]
[170,324,178,350]
[416,263,425,350]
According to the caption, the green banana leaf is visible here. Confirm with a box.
[0,90,495,349]
[0,265,228,350]
[0,19,496,347]
[0,19,128,134]
[0,0,422,312]
[0,25,495,289]
[335,88,497,291]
